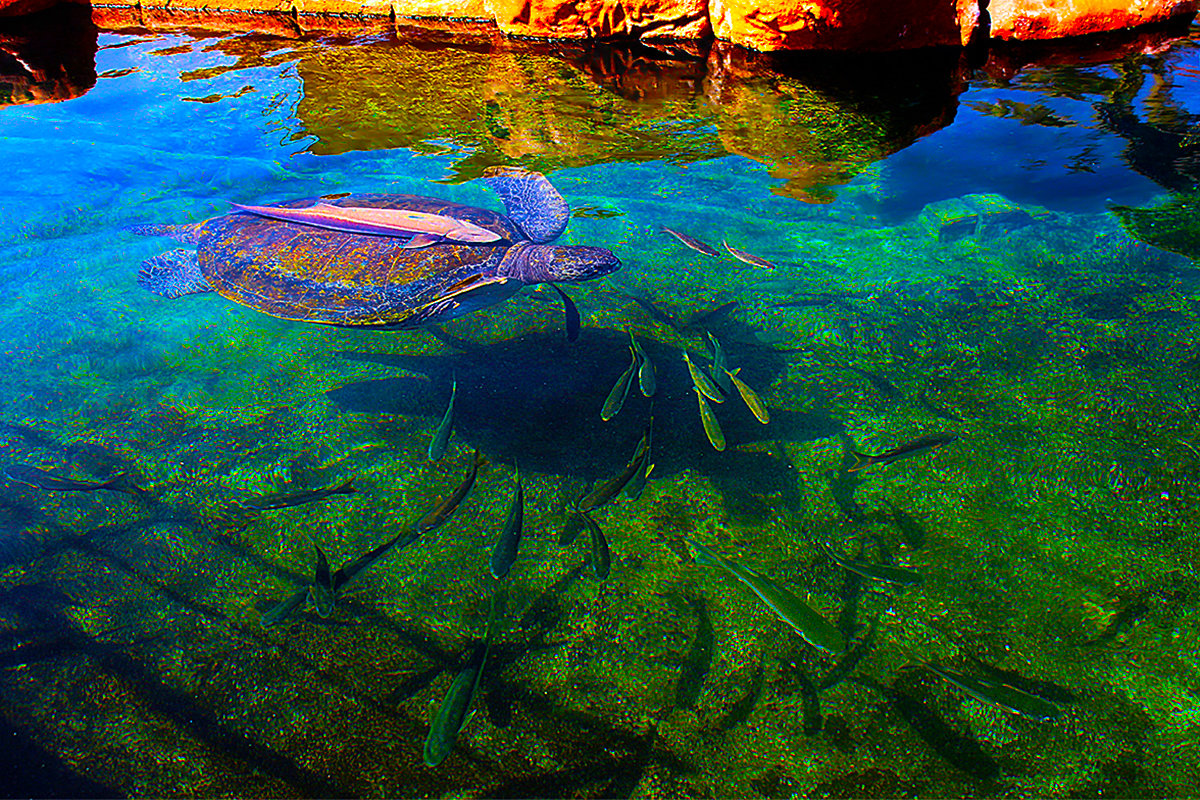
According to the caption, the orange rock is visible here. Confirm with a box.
[708,0,980,52]
[990,0,1199,41]
[485,0,710,40]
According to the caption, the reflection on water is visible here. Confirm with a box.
[2,13,1200,798]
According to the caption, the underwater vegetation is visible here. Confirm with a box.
[1113,191,1200,261]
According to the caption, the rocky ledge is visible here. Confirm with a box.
[2,0,1198,52]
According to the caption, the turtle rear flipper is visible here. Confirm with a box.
[484,167,569,244]
[138,250,214,298]
[126,223,200,244]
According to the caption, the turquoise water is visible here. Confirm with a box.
[2,10,1200,797]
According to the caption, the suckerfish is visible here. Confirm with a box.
[232,202,501,246]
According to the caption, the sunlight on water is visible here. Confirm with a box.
[2,5,1200,796]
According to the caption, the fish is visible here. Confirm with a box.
[629,332,656,397]
[722,240,776,269]
[683,351,724,403]
[423,590,505,767]
[240,480,356,511]
[262,524,424,627]
[853,676,999,780]
[706,331,732,394]
[600,347,638,422]
[577,427,651,513]
[579,512,611,580]
[489,467,524,580]
[695,389,725,451]
[662,227,720,258]
[231,202,502,246]
[687,539,844,654]
[967,659,1078,706]
[725,368,769,424]
[624,421,653,501]
[428,377,457,461]
[4,464,145,497]
[548,285,581,342]
[674,595,713,710]
[415,451,485,533]
[922,662,1064,722]
[847,432,957,472]
[821,541,924,587]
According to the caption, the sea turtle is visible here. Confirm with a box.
[131,167,620,332]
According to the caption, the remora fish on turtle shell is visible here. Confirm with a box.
[230,202,502,246]
[132,167,620,332]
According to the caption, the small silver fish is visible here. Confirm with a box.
[628,332,656,397]
[726,368,769,424]
[601,347,638,421]
[684,351,724,403]
[723,240,776,269]
[706,331,732,394]
[428,377,457,461]
[663,227,721,258]
[695,388,726,451]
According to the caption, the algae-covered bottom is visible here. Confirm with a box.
[1,18,1200,799]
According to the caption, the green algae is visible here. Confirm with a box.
[1114,192,1200,262]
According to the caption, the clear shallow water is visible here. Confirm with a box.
[2,10,1200,797]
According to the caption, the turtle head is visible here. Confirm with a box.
[503,242,621,284]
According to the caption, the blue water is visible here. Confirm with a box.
[2,11,1200,797]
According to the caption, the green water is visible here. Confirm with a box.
[1,8,1200,797]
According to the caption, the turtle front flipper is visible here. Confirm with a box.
[484,167,569,244]
[138,250,214,299]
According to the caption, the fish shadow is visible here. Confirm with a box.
[329,329,843,516]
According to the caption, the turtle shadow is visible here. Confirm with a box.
[328,329,843,520]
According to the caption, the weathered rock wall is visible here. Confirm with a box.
[3,0,1198,51]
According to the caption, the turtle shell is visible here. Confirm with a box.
[195,195,527,328]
